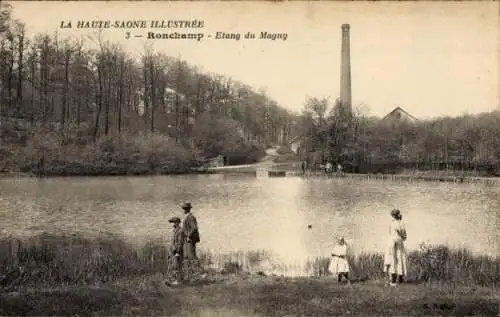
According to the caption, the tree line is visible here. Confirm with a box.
[0,4,296,175]
[296,97,500,175]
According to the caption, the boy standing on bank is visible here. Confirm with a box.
[168,216,184,285]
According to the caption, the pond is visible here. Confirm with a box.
[0,175,498,264]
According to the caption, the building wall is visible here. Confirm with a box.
[290,141,301,154]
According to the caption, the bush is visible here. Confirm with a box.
[276,146,294,155]
[16,131,202,176]
[0,235,497,289]
[223,142,266,165]
[307,244,499,286]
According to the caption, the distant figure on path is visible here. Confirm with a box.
[167,216,184,285]
[383,209,408,286]
[181,202,200,261]
[301,160,307,176]
[329,237,351,283]
[325,162,332,173]
[38,157,45,177]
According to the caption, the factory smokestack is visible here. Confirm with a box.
[340,24,352,115]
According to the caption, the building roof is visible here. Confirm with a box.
[382,106,418,122]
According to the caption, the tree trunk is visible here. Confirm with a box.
[143,57,149,129]
[93,62,103,140]
[29,48,36,125]
[104,63,111,136]
[149,59,155,133]
[61,52,70,129]
[8,36,14,114]
[17,31,24,116]
[117,61,124,135]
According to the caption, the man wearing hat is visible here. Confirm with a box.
[168,216,184,285]
[180,202,200,261]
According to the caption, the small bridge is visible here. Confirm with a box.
[203,164,260,173]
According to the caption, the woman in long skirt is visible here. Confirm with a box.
[329,237,350,283]
[384,209,408,286]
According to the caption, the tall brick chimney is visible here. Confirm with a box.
[340,24,352,115]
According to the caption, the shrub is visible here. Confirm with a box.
[0,235,497,289]
[276,146,294,155]
[16,131,202,176]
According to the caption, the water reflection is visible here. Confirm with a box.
[0,175,498,259]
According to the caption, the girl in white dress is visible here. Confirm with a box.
[329,237,350,283]
[383,209,408,286]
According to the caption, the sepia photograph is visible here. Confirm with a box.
[0,1,498,316]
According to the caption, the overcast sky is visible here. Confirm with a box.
[8,1,499,119]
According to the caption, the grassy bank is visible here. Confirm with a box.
[270,147,500,178]
[1,275,498,316]
[271,161,499,179]
[0,234,498,316]
[0,130,265,177]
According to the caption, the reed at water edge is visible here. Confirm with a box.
[0,233,498,289]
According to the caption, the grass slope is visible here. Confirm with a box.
[0,234,498,316]
[0,275,498,316]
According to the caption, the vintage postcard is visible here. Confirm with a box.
[0,1,498,316]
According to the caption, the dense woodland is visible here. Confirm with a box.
[296,97,500,175]
[1,4,498,177]
[0,4,296,175]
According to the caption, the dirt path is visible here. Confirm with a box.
[256,147,280,167]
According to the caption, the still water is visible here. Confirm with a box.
[0,175,498,262]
